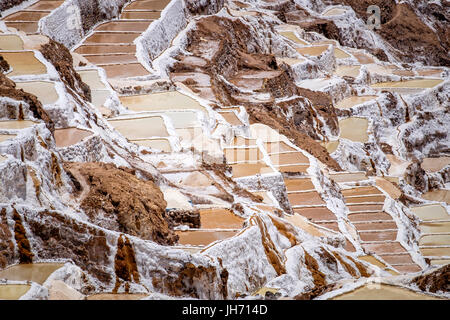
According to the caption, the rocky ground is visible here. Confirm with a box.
[0,0,448,300]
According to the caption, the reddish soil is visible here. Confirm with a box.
[166,209,201,229]
[40,40,91,101]
[0,0,26,12]
[12,208,34,264]
[113,235,140,293]
[0,54,10,73]
[412,264,450,294]
[64,162,178,245]
[0,208,15,269]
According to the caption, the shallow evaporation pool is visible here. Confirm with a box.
[419,221,450,234]
[296,46,328,57]
[420,247,450,257]
[0,51,47,76]
[0,34,24,50]
[0,134,16,143]
[125,0,170,11]
[269,152,309,166]
[285,214,324,237]
[232,136,257,147]
[0,284,31,300]
[321,140,340,153]
[279,31,308,45]
[120,91,206,113]
[87,293,147,300]
[421,157,450,173]
[335,95,378,109]
[15,81,59,105]
[422,189,450,204]
[331,284,442,300]
[131,139,171,153]
[0,263,64,284]
[54,128,93,148]
[329,172,367,183]
[419,234,450,246]
[199,208,244,229]
[176,230,238,246]
[77,69,107,90]
[219,111,243,126]
[276,57,305,66]
[225,147,264,163]
[264,141,297,153]
[386,154,411,177]
[297,78,334,91]
[338,117,369,143]
[109,116,169,139]
[430,259,450,266]
[0,120,37,130]
[410,204,449,221]
[371,79,444,93]
[322,7,347,16]
[231,162,274,178]
[334,48,351,59]
[335,65,361,78]
[163,111,199,129]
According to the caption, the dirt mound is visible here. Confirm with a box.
[166,209,201,229]
[40,40,91,102]
[326,0,397,24]
[0,72,54,131]
[0,0,26,12]
[64,162,178,245]
[0,208,15,269]
[113,235,140,293]
[412,264,450,294]
[0,54,10,73]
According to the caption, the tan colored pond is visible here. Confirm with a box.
[422,189,450,204]
[4,22,39,34]
[90,90,111,108]
[335,96,377,109]
[330,172,367,183]
[87,293,147,300]
[284,178,314,191]
[264,141,296,153]
[288,191,325,206]
[321,140,340,153]
[294,207,336,221]
[16,81,59,105]
[84,54,138,65]
[419,221,450,234]
[1,51,47,76]
[199,208,244,229]
[120,10,162,20]
[0,34,24,50]
[120,91,205,112]
[331,284,441,300]
[335,65,360,78]
[219,111,243,126]
[125,0,170,10]
[132,139,171,152]
[96,21,151,32]
[375,177,401,199]
[334,48,351,59]
[351,51,375,64]
[386,154,411,177]
[75,44,136,55]
[78,69,107,89]
[0,284,31,300]
[0,120,36,130]
[322,8,347,16]
[430,259,450,266]
[277,164,309,173]
[417,69,443,77]
[176,230,237,246]
[342,186,382,196]
[371,79,444,90]
[233,136,257,147]
[286,214,324,237]
[276,57,305,66]
[4,11,47,22]
[279,31,308,45]
[270,152,309,165]
[0,263,64,284]
[84,32,139,44]
[296,46,328,57]
[421,157,450,173]
[358,255,388,269]
[109,116,169,139]
[410,204,449,221]
[339,117,369,143]
[54,128,93,148]
[231,162,273,178]
[101,63,149,78]
[0,134,16,143]
[420,247,450,257]
[225,147,263,163]
[420,234,450,246]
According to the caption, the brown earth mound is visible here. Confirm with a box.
[0,208,15,268]
[0,0,26,12]
[412,264,450,293]
[0,54,10,73]
[40,40,91,101]
[64,162,178,245]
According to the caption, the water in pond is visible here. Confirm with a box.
[339,117,369,143]
[335,96,377,109]
[4,22,39,34]
[294,207,336,221]
[0,284,31,300]
[386,154,411,177]
[422,189,450,204]
[84,32,139,44]
[54,128,93,148]
[132,139,171,152]
[109,117,169,139]
[410,204,449,221]
[16,81,59,105]
[87,293,147,300]
[1,51,47,76]
[421,157,450,173]
[288,191,325,206]
[101,63,149,78]
[120,11,162,19]
[0,120,36,130]
[358,255,388,269]
[84,54,137,65]
[420,247,450,257]
[270,152,309,166]
[0,34,24,50]
[164,111,199,129]
[419,221,450,234]
[296,46,328,57]
[277,164,309,173]
[345,195,385,204]
[420,234,450,246]
[0,263,64,284]
[371,79,443,92]
[430,259,450,266]
[231,162,273,178]
[225,148,263,163]
[331,284,441,300]
[335,65,361,78]
[330,172,367,183]
[120,91,205,112]
[342,186,382,196]
[0,134,16,143]
[322,140,339,153]
[199,208,244,229]
[219,112,243,126]
[176,230,237,246]
[279,31,308,45]
[284,178,314,191]
[125,0,170,11]
[4,11,47,21]
[334,48,351,59]
[75,44,136,55]
[286,214,324,237]
[233,136,257,147]
[96,21,152,32]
